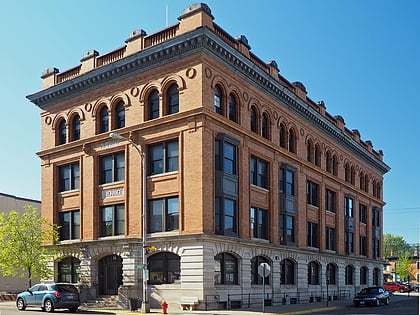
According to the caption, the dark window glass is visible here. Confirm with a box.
[251,256,270,285]
[344,196,354,217]
[360,266,368,285]
[280,259,295,285]
[262,113,269,139]
[250,107,258,133]
[307,142,313,162]
[228,94,237,122]
[372,208,380,227]
[148,90,160,120]
[373,238,380,258]
[214,253,238,285]
[307,181,319,207]
[215,140,237,175]
[58,163,80,192]
[214,85,223,115]
[99,152,124,184]
[149,252,180,284]
[360,236,367,256]
[359,204,367,223]
[345,265,354,285]
[58,257,80,283]
[288,129,295,153]
[326,189,336,213]
[99,106,109,133]
[280,168,295,195]
[114,101,125,129]
[166,84,179,115]
[149,140,178,175]
[250,207,268,240]
[59,210,80,240]
[307,222,319,248]
[279,124,286,148]
[100,204,124,237]
[71,115,80,141]
[332,155,338,175]
[345,231,354,254]
[314,145,320,166]
[326,263,336,285]
[250,156,268,189]
[58,120,67,145]
[308,261,320,285]
[373,268,380,286]
[280,214,295,244]
[149,197,179,233]
[326,227,335,250]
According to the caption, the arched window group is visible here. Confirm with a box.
[97,100,127,134]
[56,114,81,145]
[213,84,238,123]
[307,140,321,166]
[147,83,179,120]
[279,123,296,154]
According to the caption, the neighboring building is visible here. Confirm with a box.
[384,245,420,283]
[0,193,41,292]
[27,3,390,309]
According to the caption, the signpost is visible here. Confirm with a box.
[258,263,271,313]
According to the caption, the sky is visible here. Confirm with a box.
[0,0,418,244]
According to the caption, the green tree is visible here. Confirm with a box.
[395,252,415,282]
[383,234,409,257]
[0,206,59,287]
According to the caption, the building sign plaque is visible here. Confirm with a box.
[102,187,124,199]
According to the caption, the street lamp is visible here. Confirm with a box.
[109,133,149,313]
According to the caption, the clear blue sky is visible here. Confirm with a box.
[0,0,418,244]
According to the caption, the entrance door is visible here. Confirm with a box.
[98,255,123,295]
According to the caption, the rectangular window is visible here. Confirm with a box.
[149,140,179,175]
[250,156,268,189]
[250,207,268,240]
[59,210,80,240]
[215,197,237,235]
[360,236,367,256]
[215,140,237,175]
[100,204,124,237]
[280,214,295,244]
[344,196,354,217]
[149,197,179,233]
[326,227,335,250]
[325,189,336,213]
[307,181,319,207]
[345,231,354,254]
[280,168,295,195]
[359,204,367,223]
[99,152,124,184]
[58,163,80,192]
[372,208,380,227]
[373,238,380,258]
[307,222,319,248]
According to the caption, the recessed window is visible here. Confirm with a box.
[308,261,320,285]
[149,196,179,233]
[280,259,295,285]
[228,94,237,122]
[214,85,223,115]
[58,162,80,192]
[250,106,258,133]
[149,252,180,284]
[215,197,237,235]
[261,113,269,139]
[166,83,179,115]
[251,256,270,285]
[307,181,319,207]
[70,115,80,141]
[345,231,354,254]
[148,90,160,120]
[58,119,67,145]
[306,141,313,162]
[314,144,321,166]
[325,189,336,213]
[344,196,354,217]
[250,156,268,189]
[214,253,238,285]
[99,152,124,184]
[99,106,109,133]
[359,204,367,223]
[326,227,335,250]
[250,207,268,240]
[100,204,124,237]
[345,265,354,285]
[279,124,286,148]
[307,222,319,248]
[280,168,295,195]
[149,140,178,175]
[215,140,237,175]
[360,236,367,256]
[326,263,336,285]
[280,214,295,244]
[59,210,80,240]
[288,128,296,153]
[58,257,80,283]
[114,101,125,129]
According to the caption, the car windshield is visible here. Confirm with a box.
[360,288,379,294]
[55,285,78,293]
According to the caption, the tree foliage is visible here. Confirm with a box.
[383,234,410,257]
[395,252,416,281]
[0,206,59,287]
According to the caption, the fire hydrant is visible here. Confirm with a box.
[161,300,168,314]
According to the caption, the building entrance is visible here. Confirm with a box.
[98,254,123,295]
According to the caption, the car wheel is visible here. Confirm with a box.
[399,288,404,293]
[44,299,54,313]
[385,297,390,305]
[69,307,78,313]
[17,298,26,311]
[375,298,380,307]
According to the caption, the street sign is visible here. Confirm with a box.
[258,263,271,277]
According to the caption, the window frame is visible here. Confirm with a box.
[345,265,354,285]
[325,189,336,213]
[280,259,295,285]
[58,119,67,145]
[166,83,179,115]
[114,100,125,129]
[251,256,270,285]
[228,93,237,122]
[148,196,179,233]
[307,181,319,207]
[308,261,320,285]
[148,140,179,176]
[214,252,238,285]
[250,207,268,240]
[326,226,335,251]
[307,221,319,248]
[280,214,295,244]
[70,115,80,141]
[344,196,354,217]
[214,85,223,115]
[59,210,80,241]
[148,252,181,285]
[99,106,109,133]
[148,89,160,120]
[58,257,80,283]
[250,156,268,189]
[100,204,125,237]
[58,162,80,192]
[99,152,125,184]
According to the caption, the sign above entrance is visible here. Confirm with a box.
[102,187,124,199]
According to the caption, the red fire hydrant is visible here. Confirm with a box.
[161,300,168,314]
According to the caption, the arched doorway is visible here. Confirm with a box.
[98,254,122,295]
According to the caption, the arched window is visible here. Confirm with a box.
[58,119,67,145]
[214,252,238,285]
[372,180,377,197]
[325,151,331,173]
[166,83,179,115]
[214,85,223,115]
[314,144,321,166]
[228,94,237,122]
[58,257,80,283]
[251,256,270,285]
[70,115,80,141]
[332,155,338,176]
[288,128,296,153]
[279,124,286,148]
[350,166,355,185]
[326,263,337,285]
[373,267,381,286]
[99,106,109,133]
[261,113,269,139]
[307,140,313,162]
[345,163,350,182]
[149,252,180,285]
[376,183,382,199]
[250,107,258,133]
[280,259,295,285]
[345,265,354,285]
[364,174,369,192]
[114,101,125,129]
[360,266,368,285]
[148,90,159,120]
[308,261,320,285]
[359,172,364,190]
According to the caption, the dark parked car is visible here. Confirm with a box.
[353,287,390,307]
[16,283,80,312]
[383,282,410,292]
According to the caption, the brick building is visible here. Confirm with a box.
[27,3,390,309]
